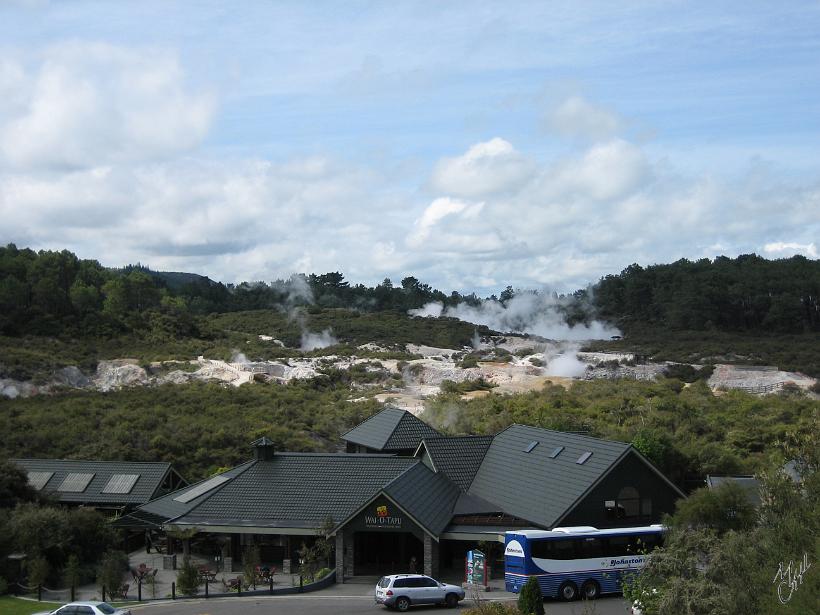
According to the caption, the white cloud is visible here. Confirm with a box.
[407,196,486,248]
[0,25,816,305]
[0,42,215,169]
[546,95,623,140]
[430,137,535,198]
[404,134,820,292]
[552,139,650,202]
[763,242,818,259]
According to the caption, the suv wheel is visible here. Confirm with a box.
[395,597,411,612]
[445,593,459,608]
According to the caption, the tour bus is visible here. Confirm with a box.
[504,525,664,601]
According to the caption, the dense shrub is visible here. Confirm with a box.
[462,601,521,615]
[424,378,818,485]
[175,556,200,597]
[96,550,128,598]
[623,427,820,614]
[662,363,714,382]
[518,576,544,615]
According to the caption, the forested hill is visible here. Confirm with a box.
[0,244,485,338]
[591,254,820,333]
[1,243,819,339]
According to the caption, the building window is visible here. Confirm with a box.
[606,486,648,520]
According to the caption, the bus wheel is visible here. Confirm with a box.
[581,580,600,600]
[558,581,578,601]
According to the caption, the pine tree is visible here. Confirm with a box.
[518,576,544,615]
[176,556,200,596]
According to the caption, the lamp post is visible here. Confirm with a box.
[299,557,304,592]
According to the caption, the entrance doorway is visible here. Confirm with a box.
[353,532,423,576]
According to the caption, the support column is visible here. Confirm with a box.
[335,533,345,583]
[343,530,355,579]
[423,534,439,578]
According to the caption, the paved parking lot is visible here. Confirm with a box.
[126,582,633,615]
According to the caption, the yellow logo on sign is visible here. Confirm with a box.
[376,505,388,517]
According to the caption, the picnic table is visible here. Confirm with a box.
[198,566,217,582]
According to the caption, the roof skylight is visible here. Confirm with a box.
[27,471,53,491]
[173,474,230,503]
[58,473,95,492]
[576,452,593,465]
[524,441,539,453]
[102,474,140,494]
[549,446,565,459]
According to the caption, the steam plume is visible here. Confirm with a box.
[409,292,619,341]
[300,328,338,351]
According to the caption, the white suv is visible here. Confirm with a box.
[375,574,465,611]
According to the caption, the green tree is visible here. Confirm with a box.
[175,555,200,596]
[96,550,128,599]
[0,461,39,508]
[243,544,261,589]
[26,555,49,589]
[518,576,544,615]
[623,425,820,614]
[63,554,81,589]
[69,280,101,314]
[671,481,757,534]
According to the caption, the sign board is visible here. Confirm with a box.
[345,496,424,539]
[364,503,403,529]
[465,549,487,587]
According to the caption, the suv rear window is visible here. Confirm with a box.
[378,577,391,588]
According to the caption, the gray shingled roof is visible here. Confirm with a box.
[12,458,182,506]
[172,454,419,529]
[136,462,254,522]
[419,435,493,491]
[383,462,461,536]
[467,424,631,528]
[342,407,440,451]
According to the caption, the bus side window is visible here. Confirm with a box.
[552,539,576,560]
[606,535,629,556]
[577,537,604,559]
[636,533,660,551]
[530,540,550,559]
[531,539,576,560]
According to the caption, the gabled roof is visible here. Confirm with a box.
[382,462,462,536]
[12,458,184,506]
[163,454,419,530]
[467,424,631,528]
[342,407,441,451]
[135,461,254,522]
[416,435,493,491]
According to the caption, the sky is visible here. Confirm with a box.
[0,0,818,295]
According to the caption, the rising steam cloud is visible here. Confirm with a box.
[408,292,619,341]
[542,343,589,377]
[300,328,339,351]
